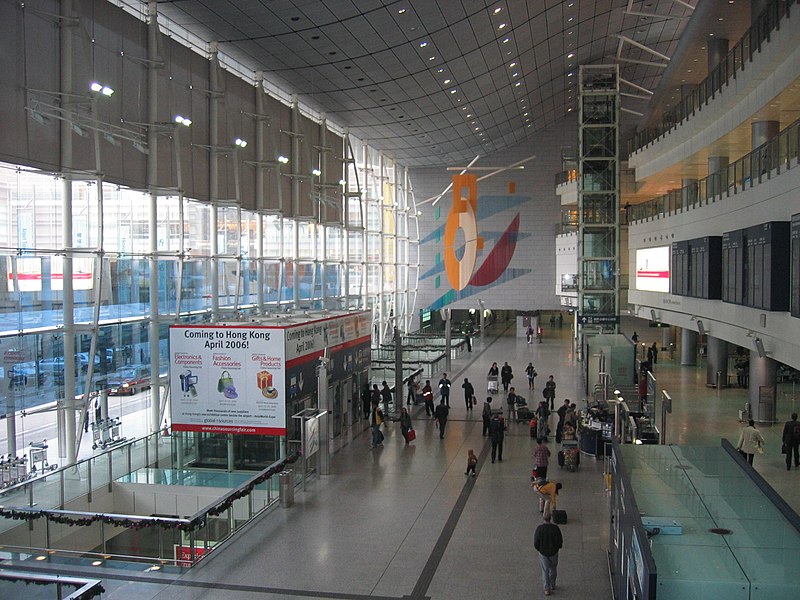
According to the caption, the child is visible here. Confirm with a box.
[465,449,478,476]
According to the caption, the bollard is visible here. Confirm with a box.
[279,470,294,508]
[716,371,722,390]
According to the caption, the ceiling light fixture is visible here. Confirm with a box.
[510,62,517,68]
[428,56,436,60]
[514,82,521,87]
[419,41,428,48]
[450,89,457,94]
[502,38,510,43]
[312,168,321,176]
[277,155,289,164]
[494,7,502,14]
[567,53,575,58]
[234,137,247,148]
[174,115,192,126]
[498,23,507,30]
[398,8,406,14]
[444,79,451,84]
[90,82,114,96]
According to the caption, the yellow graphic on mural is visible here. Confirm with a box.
[444,174,484,291]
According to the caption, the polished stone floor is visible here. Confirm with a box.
[3,318,798,599]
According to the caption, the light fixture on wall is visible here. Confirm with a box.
[312,168,322,177]
[29,110,50,126]
[753,337,766,358]
[277,155,289,164]
[234,137,247,148]
[90,82,114,96]
[696,320,705,336]
[174,115,192,126]
[650,309,657,322]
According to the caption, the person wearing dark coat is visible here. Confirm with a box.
[500,362,513,392]
[462,378,475,410]
[489,412,506,463]
[434,400,450,439]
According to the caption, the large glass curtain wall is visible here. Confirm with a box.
[347,139,420,345]
[0,151,416,425]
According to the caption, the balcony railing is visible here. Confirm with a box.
[627,0,796,156]
[629,117,800,223]
[0,430,299,567]
[555,169,579,187]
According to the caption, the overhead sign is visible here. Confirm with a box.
[577,314,619,326]
[169,326,287,436]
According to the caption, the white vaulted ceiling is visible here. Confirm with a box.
[156,0,719,166]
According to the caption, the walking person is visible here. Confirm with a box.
[526,324,534,344]
[370,402,384,448]
[781,412,800,470]
[534,513,563,597]
[380,381,392,412]
[407,374,418,405]
[438,373,452,407]
[399,407,413,444]
[736,419,765,466]
[651,342,658,365]
[482,397,493,436]
[489,411,506,463]
[536,401,550,442]
[361,384,371,420]
[543,375,556,411]
[556,399,570,443]
[434,400,450,439]
[462,377,475,410]
[647,344,654,367]
[525,362,537,390]
[501,362,513,392]
[422,380,434,417]
[506,386,519,421]
[533,437,551,480]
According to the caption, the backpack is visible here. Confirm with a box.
[793,423,800,443]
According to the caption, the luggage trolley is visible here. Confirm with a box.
[487,375,499,394]
[29,440,57,474]
[558,439,580,471]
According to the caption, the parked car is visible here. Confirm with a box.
[107,366,150,396]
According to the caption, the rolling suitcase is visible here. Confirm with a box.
[552,509,567,524]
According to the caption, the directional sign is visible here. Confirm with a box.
[577,314,619,326]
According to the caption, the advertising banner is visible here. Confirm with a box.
[169,326,287,435]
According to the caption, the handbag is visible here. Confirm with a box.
[782,443,787,454]
[407,428,416,442]
[217,370,234,392]
[756,445,764,454]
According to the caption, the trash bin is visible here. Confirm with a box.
[279,470,294,508]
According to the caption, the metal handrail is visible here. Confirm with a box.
[0,570,104,600]
[629,117,800,223]
[627,0,796,156]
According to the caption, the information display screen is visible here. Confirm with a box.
[635,247,670,292]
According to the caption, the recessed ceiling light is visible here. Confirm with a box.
[437,68,445,73]
[567,53,575,58]
[514,82,521,87]
[398,8,406,13]
[568,30,573,35]
[718,17,724,21]
[419,41,428,48]
[494,7,502,14]
[568,17,573,22]
[502,38,510,43]
[428,56,436,60]
[510,62,517,67]
[709,33,715,36]
[466,113,472,117]
[475,127,480,131]
[444,79,451,84]
[450,89,457,94]
[498,23,507,30]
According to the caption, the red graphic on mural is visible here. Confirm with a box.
[468,213,520,287]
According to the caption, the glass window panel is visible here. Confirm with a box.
[348,232,363,262]
[367,264,381,294]
[367,234,381,262]
[347,198,362,227]
[326,226,342,260]
[185,201,211,256]
[298,221,315,259]
[347,264,363,297]
[283,219,295,258]
[383,265,396,292]
[366,202,381,231]
[383,236,396,264]
[263,260,281,304]
[218,207,240,256]
[264,215,281,257]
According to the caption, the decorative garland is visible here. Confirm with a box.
[0,452,299,532]
[0,575,104,600]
